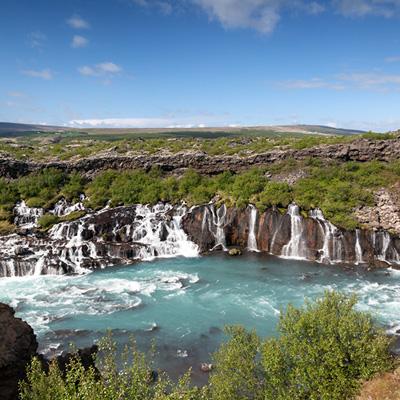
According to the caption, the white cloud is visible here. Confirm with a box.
[71,35,89,48]
[193,0,282,34]
[279,77,345,90]
[69,113,235,128]
[67,15,90,29]
[70,117,182,128]
[279,72,400,91]
[333,0,400,17]
[132,0,173,15]
[385,56,400,63]
[338,72,400,89]
[27,31,47,48]
[7,91,27,98]
[22,69,53,80]
[78,62,122,77]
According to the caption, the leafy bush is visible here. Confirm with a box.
[18,168,66,208]
[20,334,207,400]
[262,291,392,400]
[209,326,263,400]
[0,220,15,235]
[255,182,293,211]
[38,214,60,230]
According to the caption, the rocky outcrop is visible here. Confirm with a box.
[0,303,38,400]
[182,204,400,267]
[356,188,400,234]
[1,138,400,178]
[0,303,98,400]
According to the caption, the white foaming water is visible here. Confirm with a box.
[13,201,43,229]
[51,197,85,217]
[281,204,306,259]
[206,204,228,251]
[247,205,259,252]
[355,229,364,265]
[374,231,400,264]
[130,204,199,260]
[310,208,344,264]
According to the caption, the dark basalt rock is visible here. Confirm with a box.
[0,303,38,400]
[182,204,400,267]
[0,303,99,400]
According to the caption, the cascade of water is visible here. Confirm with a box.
[355,229,364,265]
[209,204,227,250]
[52,198,85,217]
[309,208,344,264]
[247,205,259,252]
[130,204,199,260]
[13,201,43,229]
[281,204,306,259]
[374,231,400,264]
[33,254,46,276]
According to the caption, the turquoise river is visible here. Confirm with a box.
[1,253,400,383]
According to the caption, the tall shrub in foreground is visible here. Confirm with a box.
[262,291,393,400]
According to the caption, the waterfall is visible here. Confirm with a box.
[13,201,43,229]
[375,231,400,264]
[309,208,344,264]
[281,204,306,259]
[355,229,364,265]
[1,203,199,278]
[52,197,86,217]
[130,204,199,260]
[211,204,227,250]
[247,205,259,252]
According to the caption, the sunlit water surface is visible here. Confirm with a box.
[1,253,400,383]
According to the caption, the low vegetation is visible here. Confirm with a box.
[0,130,396,162]
[19,291,394,400]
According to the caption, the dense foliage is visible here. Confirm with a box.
[2,158,400,230]
[20,292,393,400]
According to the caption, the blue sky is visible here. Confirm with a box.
[1,0,400,131]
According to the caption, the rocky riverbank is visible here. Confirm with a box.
[0,303,97,400]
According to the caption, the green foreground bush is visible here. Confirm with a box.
[20,292,393,400]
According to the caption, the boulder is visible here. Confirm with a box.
[228,248,242,256]
[0,303,38,400]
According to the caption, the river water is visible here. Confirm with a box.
[1,253,400,383]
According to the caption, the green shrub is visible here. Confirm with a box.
[255,182,293,211]
[262,291,392,400]
[38,214,60,230]
[209,326,263,400]
[18,168,66,208]
[20,334,207,400]
[0,220,15,235]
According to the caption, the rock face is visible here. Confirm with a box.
[1,138,400,178]
[0,303,98,400]
[355,188,400,234]
[182,204,400,267]
[0,303,38,400]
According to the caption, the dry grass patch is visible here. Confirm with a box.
[357,367,400,400]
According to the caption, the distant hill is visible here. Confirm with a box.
[0,121,366,139]
[0,122,69,137]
